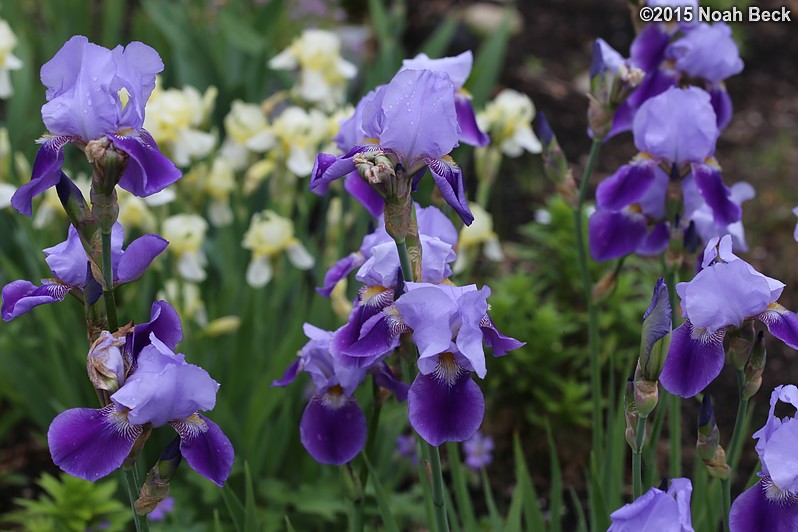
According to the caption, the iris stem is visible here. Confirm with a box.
[120,468,148,532]
[722,370,749,532]
[574,139,603,457]
[632,416,646,499]
[353,380,384,531]
[101,229,118,331]
[428,445,449,532]
[664,261,681,479]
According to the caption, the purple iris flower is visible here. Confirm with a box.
[317,204,458,297]
[310,68,474,225]
[462,431,494,470]
[601,21,742,139]
[608,477,693,531]
[274,324,407,465]
[2,223,167,321]
[730,385,798,531]
[683,179,754,252]
[589,87,741,261]
[11,35,181,217]
[660,235,798,398]
[48,332,234,486]
[399,51,489,147]
[394,282,524,446]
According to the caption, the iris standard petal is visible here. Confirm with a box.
[400,51,473,89]
[42,226,89,288]
[300,393,366,465]
[111,131,182,197]
[131,300,183,357]
[408,371,485,446]
[48,405,141,481]
[173,414,234,487]
[454,95,490,147]
[710,86,734,130]
[762,418,798,493]
[272,359,301,387]
[394,286,456,360]
[729,481,798,532]
[660,320,725,398]
[116,234,168,284]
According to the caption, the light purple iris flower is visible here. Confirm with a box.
[730,385,798,531]
[273,324,408,465]
[310,68,474,225]
[317,204,457,297]
[394,283,524,446]
[660,235,798,398]
[608,478,694,531]
[48,332,234,486]
[600,21,742,140]
[462,431,494,470]
[11,35,181,217]
[589,87,741,261]
[399,51,489,147]
[1,223,167,321]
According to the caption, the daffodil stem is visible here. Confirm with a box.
[574,139,603,457]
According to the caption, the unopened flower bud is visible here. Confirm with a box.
[87,327,131,393]
[696,395,731,479]
[135,437,182,515]
[536,112,577,207]
[86,137,127,195]
[624,378,640,452]
[728,322,755,370]
[742,331,766,400]
[56,173,93,232]
[639,279,671,381]
[633,369,659,419]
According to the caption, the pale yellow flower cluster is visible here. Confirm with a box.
[0,19,22,99]
[241,210,314,288]
[477,89,542,157]
[268,29,357,111]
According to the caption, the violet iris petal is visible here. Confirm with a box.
[667,23,743,85]
[480,314,526,356]
[172,414,234,487]
[454,95,490,147]
[417,204,458,246]
[116,233,169,284]
[690,163,740,225]
[729,481,798,532]
[608,477,693,531]
[111,335,218,427]
[595,160,658,210]
[110,132,182,197]
[629,24,670,72]
[1,280,70,322]
[301,323,368,394]
[636,222,670,256]
[710,86,734,130]
[426,156,474,225]
[758,306,798,350]
[272,359,302,387]
[408,371,485,446]
[43,226,90,287]
[394,284,461,360]
[373,363,409,402]
[362,69,459,164]
[400,51,472,88]
[131,300,183,357]
[659,320,725,398]
[47,405,141,481]
[317,252,366,297]
[678,259,772,333]
[633,87,718,167]
[300,393,366,465]
[591,39,624,77]
[641,278,672,357]
[588,209,648,262]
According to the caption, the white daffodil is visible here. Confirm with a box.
[477,89,542,157]
[268,29,356,111]
[144,78,217,166]
[242,210,314,288]
[204,158,236,227]
[0,19,23,99]
[117,187,175,233]
[162,214,209,282]
[271,106,329,177]
[454,203,504,274]
[221,100,274,171]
